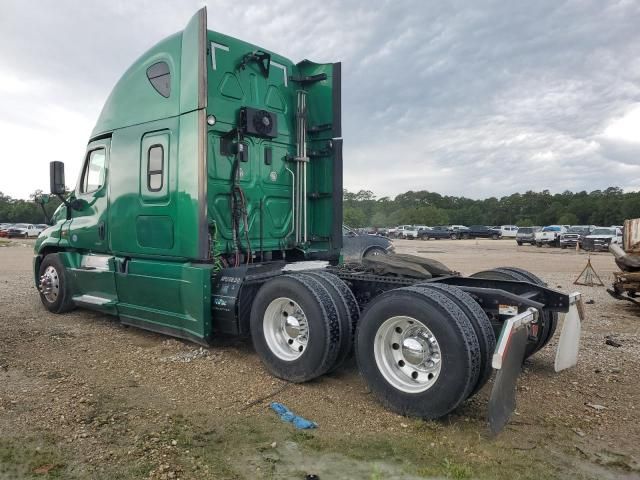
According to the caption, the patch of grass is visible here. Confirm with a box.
[0,437,65,479]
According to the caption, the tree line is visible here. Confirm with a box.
[343,187,640,228]
[2,187,638,228]
[0,190,65,224]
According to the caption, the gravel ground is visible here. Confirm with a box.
[1,238,639,479]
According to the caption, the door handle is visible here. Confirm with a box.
[98,221,105,240]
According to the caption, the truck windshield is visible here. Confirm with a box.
[542,226,560,232]
[592,228,615,235]
[568,227,588,233]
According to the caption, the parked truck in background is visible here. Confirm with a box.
[535,225,567,247]
[516,226,541,245]
[582,227,623,252]
[32,9,583,432]
[559,225,595,249]
[418,226,454,240]
[495,225,519,238]
[465,225,502,240]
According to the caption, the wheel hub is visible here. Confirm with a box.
[401,337,428,365]
[284,315,302,338]
[374,316,442,393]
[39,265,60,303]
[264,297,309,361]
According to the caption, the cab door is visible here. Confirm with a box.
[69,139,110,252]
[64,138,117,312]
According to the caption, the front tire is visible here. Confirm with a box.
[450,233,458,240]
[38,253,75,313]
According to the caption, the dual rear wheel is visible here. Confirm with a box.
[250,266,547,420]
[250,272,359,383]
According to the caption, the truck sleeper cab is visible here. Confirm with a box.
[34,8,583,433]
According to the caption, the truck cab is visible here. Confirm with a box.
[35,8,341,343]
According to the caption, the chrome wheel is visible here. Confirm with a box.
[39,265,60,303]
[263,297,309,361]
[374,316,442,393]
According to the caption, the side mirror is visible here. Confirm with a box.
[50,161,66,195]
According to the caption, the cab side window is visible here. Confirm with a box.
[80,149,106,193]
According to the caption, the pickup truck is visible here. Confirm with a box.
[419,225,457,240]
[403,225,429,239]
[6,223,44,238]
[390,225,412,238]
[495,225,519,238]
[465,225,502,239]
[582,227,623,251]
[559,225,595,249]
[535,225,567,247]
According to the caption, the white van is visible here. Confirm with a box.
[497,225,519,238]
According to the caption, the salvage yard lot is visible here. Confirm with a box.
[1,238,639,479]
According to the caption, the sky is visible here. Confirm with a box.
[1,0,639,200]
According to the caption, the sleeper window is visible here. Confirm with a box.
[147,145,164,192]
[146,62,171,98]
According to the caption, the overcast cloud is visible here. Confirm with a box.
[1,0,639,199]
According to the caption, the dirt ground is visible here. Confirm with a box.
[1,237,639,479]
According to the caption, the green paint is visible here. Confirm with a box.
[34,8,341,342]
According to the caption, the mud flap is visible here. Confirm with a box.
[554,292,583,372]
[488,308,538,435]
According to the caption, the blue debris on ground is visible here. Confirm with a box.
[270,402,318,429]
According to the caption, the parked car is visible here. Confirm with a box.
[342,225,394,262]
[515,226,541,245]
[418,225,454,240]
[447,225,469,240]
[403,225,429,239]
[0,224,14,237]
[582,227,623,252]
[6,223,42,238]
[494,225,518,238]
[535,225,567,247]
[559,225,595,249]
[465,225,502,239]
[389,225,412,238]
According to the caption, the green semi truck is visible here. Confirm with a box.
[34,8,583,432]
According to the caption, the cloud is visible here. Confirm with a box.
[0,0,639,199]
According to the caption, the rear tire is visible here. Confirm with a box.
[301,271,359,371]
[415,283,495,396]
[38,253,75,314]
[355,286,480,419]
[250,275,341,382]
[497,267,558,349]
[492,234,499,240]
[450,233,458,240]
[470,267,552,357]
